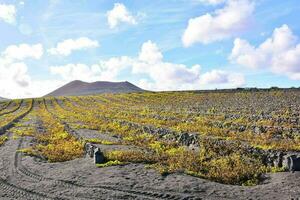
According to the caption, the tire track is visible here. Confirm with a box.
[0,100,54,200]
[13,137,68,200]
[16,147,186,200]
[0,178,52,200]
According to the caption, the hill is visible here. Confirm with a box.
[45,80,145,97]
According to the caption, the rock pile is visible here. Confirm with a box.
[263,151,300,171]
[84,143,105,164]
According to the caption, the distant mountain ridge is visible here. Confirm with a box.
[45,80,145,97]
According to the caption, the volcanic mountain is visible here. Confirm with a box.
[45,80,145,97]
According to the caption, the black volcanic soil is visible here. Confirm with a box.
[0,114,300,200]
[0,99,300,200]
[2,134,300,200]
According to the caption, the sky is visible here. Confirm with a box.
[0,0,300,99]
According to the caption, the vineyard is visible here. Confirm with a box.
[0,90,300,199]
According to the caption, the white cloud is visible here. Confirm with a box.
[0,59,63,99]
[132,41,203,90]
[0,4,16,24]
[138,40,163,64]
[50,58,130,82]
[92,56,134,81]
[0,59,31,88]
[133,41,244,90]
[2,43,43,61]
[132,41,244,90]
[10,62,31,87]
[50,56,134,82]
[0,43,46,99]
[48,37,99,56]
[29,80,65,97]
[107,3,137,29]
[182,0,254,46]
[0,76,63,99]
[200,70,245,86]
[200,70,229,84]
[50,40,244,91]
[230,24,300,80]
[137,79,155,91]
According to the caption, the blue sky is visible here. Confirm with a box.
[0,0,300,98]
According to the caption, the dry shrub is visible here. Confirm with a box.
[105,150,157,164]
[203,153,263,185]
[103,138,265,185]
[197,138,265,185]
[158,147,201,174]
[37,138,83,162]
[147,138,266,185]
